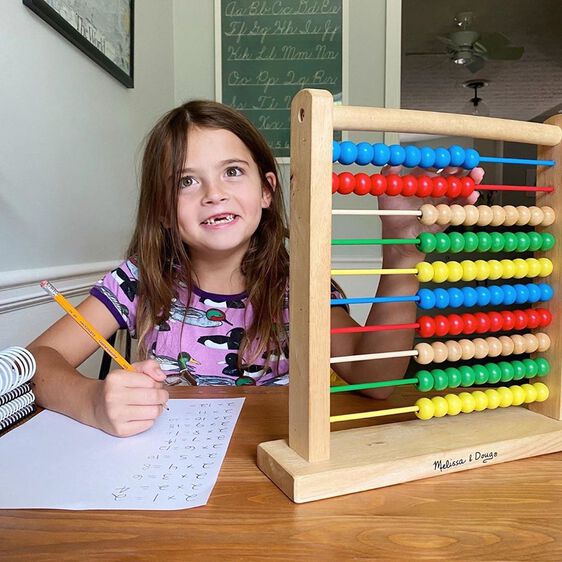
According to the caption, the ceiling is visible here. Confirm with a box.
[401,0,562,122]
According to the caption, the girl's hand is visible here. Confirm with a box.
[92,359,169,437]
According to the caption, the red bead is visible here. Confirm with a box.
[338,172,355,195]
[446,176,462,198]
[461,313,477,335]
[512,310,528,331]
[385,174,403,196]
[354,173,371,196]
[415,176,432,198]
[370,174,386,196]
[474,312,491,334]
[460,176,475,198]
[332,172,339,194]
[417,316,436,338]
[434,314,450,337]
[525,309,541,329]
[488,311,504,332]
[447,314,464,336]
[431,176,448,197]
[401,175,418,197]
[500,311,516,331]
[537,308,553,327]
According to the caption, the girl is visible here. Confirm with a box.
[29,100,482,437]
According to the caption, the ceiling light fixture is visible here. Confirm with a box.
[462,79,490,116]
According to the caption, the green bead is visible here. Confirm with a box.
[541,233,555,251]
[459,365,477,387]
[471,364,488,385]
[515,232,530,252]
[511,360,526,380]
[498,361,515,382]
[489,232,505,253]
[486,363,502,384]
[415,369,434,391]
[448,232,465,254]
[535,358,550,377]
[476,231,492,252]
[503,232,518,252]
[417,232,436,253]
[527,231,543,252]
[432,369,449,391]
[445,367,462,388]
[522,358,539,378]
[463,231,479,253]
[434,232,451,253]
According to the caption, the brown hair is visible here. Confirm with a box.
[127,100,289,369]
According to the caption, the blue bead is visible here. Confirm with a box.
[355,142,374,165]
[417,288,436,310]
[448,145,465,167]
[372,143,390,166]
[475,286,491,307]
[404,145,421,168]
[501,284,517,305]
[434,147,451,169]
[463,148,480,169]
[434,288,450,309]
[527,283,542,303]
[389,144,406,166]
[488,285,504,306]
[461,286,478,308]
[332,141,341,163]
[419,147,436,168]
[539,283,554,302]
[448,287,464,308]
[339,141,357,165]
[514,284,529,304]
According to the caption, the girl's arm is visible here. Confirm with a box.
[28,295,169,436]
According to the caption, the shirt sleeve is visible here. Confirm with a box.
[90,259,139,337]
[330,279,350,313]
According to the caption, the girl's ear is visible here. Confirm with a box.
[261,172,276,208]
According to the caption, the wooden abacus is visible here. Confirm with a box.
[257,89,562,503]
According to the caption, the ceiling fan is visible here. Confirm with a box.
[407,12,524,73]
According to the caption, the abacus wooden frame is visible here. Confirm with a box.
[257,88,562,503]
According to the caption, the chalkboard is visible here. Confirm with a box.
[218,0,343,159]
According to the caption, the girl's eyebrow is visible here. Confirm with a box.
[180,158,250,174]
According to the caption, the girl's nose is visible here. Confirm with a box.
[203,181,228,204]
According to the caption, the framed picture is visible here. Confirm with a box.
[23,0,134,88]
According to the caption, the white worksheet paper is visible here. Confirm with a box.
[0,398,244,510]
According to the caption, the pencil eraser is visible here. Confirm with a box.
[40,280,48,288]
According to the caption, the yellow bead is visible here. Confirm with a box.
[497,386,513,408]
[474,260,490,281]
[472,390,489,411]
[432,396,449,417]
[525,258,541,278]
[521,383,537,403]
[512,258,529,279]
[432,261,449,283]
[538,258,553,277]
[447,261,464,282]
[488,259,503,280]
[415,397,435,420]
[459,392,476,413]
[500,259,516,279]
[485,389,501,410]
[541,206,555,226]
[510,385,526,406]
[445,394,463,416]
[416,262,434,282]
[461,260,478,282]
[533,382,549,402]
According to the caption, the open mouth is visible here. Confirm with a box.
[202,214,237,226]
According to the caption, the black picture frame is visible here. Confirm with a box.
[23,0,134,88]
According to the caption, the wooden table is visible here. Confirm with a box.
[1,386,562,561]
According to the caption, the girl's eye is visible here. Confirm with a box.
[179,176,194,188]
[225,166,242,177]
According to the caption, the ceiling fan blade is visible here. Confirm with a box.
[466,56,486,73]
[436,35,457,47]
[405,51,447,56]
[486,46,524,60]
[478,31,511,50]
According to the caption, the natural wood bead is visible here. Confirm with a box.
[445,340,462,362]
[463,205,479,226]
[476,205,494,226]
[420,204,438,226]
[522,333,539,353]
[458,338,475,360]
[449,204,466,226]
[431,341,449,363]
[472,338,489,359]
[536,332,551,352]
[490,205,507,227]
[436,204,452,226]
[485,337,502,357]
[498,335,515,356]
[541,206,555,226]
[502,205,519,226]
[511,334,527,354]
[528,206,544,227]
[515,205,531,226]
[414,342,434,364]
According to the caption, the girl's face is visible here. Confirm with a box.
[176,127,275,260]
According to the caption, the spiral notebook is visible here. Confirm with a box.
[0,347,36,433]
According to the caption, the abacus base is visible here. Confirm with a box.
[257,407,562,503]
